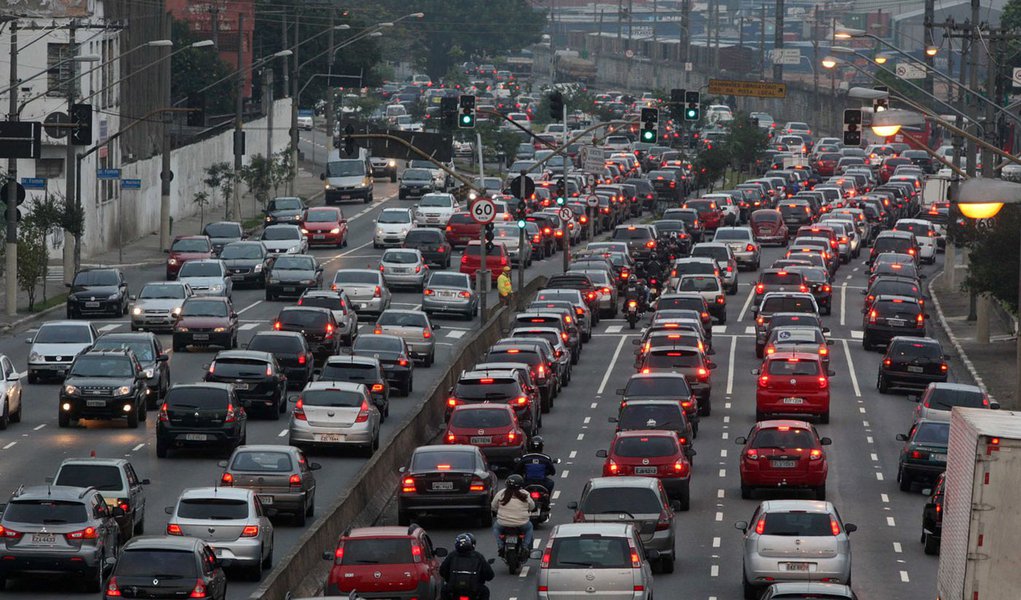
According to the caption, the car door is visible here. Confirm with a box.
[298,449,317,496]
[124,462,145,527]
[118,272,129,304]
[202,545,228,599]
[0,356,20,416]
[94,494,119,553]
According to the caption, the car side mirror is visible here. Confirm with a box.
[310,463,322,471]
[734,521,748,532]
[607,416,618,423]
[398,466,407,474]
[528,549,541,560]
[217,460,228,468]
[217,558,234,569]
[896,433,908,441]
[567,501,579,510]
[164,506,174,515]
[822,327,830,333]
[230,312,238,319]
[44,476,54,483]
[908,394,921,403]
[24,337,32,344]
[129,294,137,301]
[991,401,1001,410]
[320,173,326,181]
[322,551,334,561]
[820,437,832,446]
[105,556,117,567]
[750,368,759,375]
[157,355,169,363]
[288,394,300,403]
[921,488,932,496]
[595,449,608,458]
[686,448,697,458]
[844,523,858,534]
[433,547,448,557]
[553,458,562,464]
[734,436,747,445]
[708,361,718,370]
[828,370,836,377]
[919,274,927,279]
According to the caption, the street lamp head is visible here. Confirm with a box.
[821,56,838,69]
[274,50,294,57]
[190,40,215,48]
[367,31,383,37]
[378,22,395,27]
[871,124,901,136]
[874,54,889,65]
[410,12,425,17]
[925,46,939,57]
[335,24,351,30]
[833,28,865,39]
[147,40,174,47]
[75,54,101,62]
[957,178,1021,219]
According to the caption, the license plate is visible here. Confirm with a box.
[185,434,208,441]
[359,303,368,310]
[283,287,296,292]
[316,433,344,442]
[31,533,55,544]
[888,319,906,327]
[231,274,245,281]
[392,268,409,274]
[340,195,351,200]
[431,481,454,491]
[193,333,209,341]
[258,495,274,505]
[782,562,812,572]
[233,382,250,390]
[86,400,106,407]
[771,460,798,468]
[85,302,100,308]
[313,235,326,240]
[783,397,805,404]
[470,436,492,444]
[932,453,947,462]
[907,366,924,373]
[634,466,658,475]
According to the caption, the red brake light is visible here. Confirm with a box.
[167,523,183,535]
[64,526,98,541]
[755,517,766,535]
[241,525,260,537]
[189,579,208,599]
[355,401,371,423]
[830,517,841,536]
[220,472,233,486]
[402,477,416,493]
[106,577,122,597]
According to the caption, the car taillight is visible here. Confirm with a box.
[765,346,775,355]
[513,396,528,406]
[755,283,765,294]
[810,449,823,460]
[745,448,759,460]
[297,354,307,365]
[325,323,334,338]
[716,295,725,304]
[461,254,469,264]
[370,383,384,393]
[398,358,409,367]
[869,310,878,323]
[224,403,237,423]
[355,401,371,423]
[447,397,459,407]
[607,459,619,474]
[293,398,307,421]
[755,517,767,534]
[819,345,829,357]
[940,363,948,372]
[0,525,22,539]
[65,527,99,541]
[106,577,123,597]
[423,328,432,339]
[402,477,416,493]
[799,285,808,293]
[220,471,233,486]
[818,376,828,389]
[823,284,831,292]
[158,402,169,422]
[673,461,690,476]
[697,367,709,380]
[469,477,486,492]
[166,523,183,535]
[373,286,382,298]
[189,579,208,599]
[540,548,552,569]
[830,517,842,536]
[916,313,925,327]
[241,525,260,537]
[758,375,769,388]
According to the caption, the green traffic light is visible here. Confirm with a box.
[517,219,526,229]
[685,108,698,120]
[556,196,565,206]
[640,128,655,142]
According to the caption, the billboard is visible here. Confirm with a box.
[1,0,92,17]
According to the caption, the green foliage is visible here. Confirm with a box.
[477,122,522,164]
[203,162,237,219]
[170,17,236,117]
[724,113,769,172]
[963,206,1020,314]
[240,154,275,207]
[694,147,731,191]
[193,191,211,229]
[270,147,295,197]
[16,221,47,311]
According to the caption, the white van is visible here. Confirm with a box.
[322,148,374,204]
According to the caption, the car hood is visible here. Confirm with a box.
[178,276,226,287]
[303,222,340,231]
[30,342,92,356]
[209,236,241,246]
[377,223,412,233]
[134,298,185,311]
[176,316,230,328]
[401,178,433,186]
[221,257,264,268]
[70,285,119,299]
[169,251,211,261]
[269,269,317,282]
[64,375,135,388]
[269,209,303,220]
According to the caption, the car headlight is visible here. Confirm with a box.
[376,228,384,236]
[324,183,332,189]
[142,368,155,379]
[288,245,299,253]
[265,216,272,222]
[302,279,315,285]
[300,228,309,234]
[177,327,190,332]
[114,386,132,396]
[172,306,182,316]
[213,327,227,333]
[64,385,79,396]
[388,160,396,167]
[209,284,224,292]
[293,215,301,220]
[108,293,120,300]
[167,258,178,266]
[132,306,142,316]
[268,278,281,284]
[29,352,41,362]
[329,227,341,234]
[253,264,263,273]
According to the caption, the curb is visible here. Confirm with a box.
[927,270,993,401]
[0,302,66,334]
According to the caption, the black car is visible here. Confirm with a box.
[316,355,390,419]
[396,445,497,526]
[59,349,148,428]
[652,220,693,255]
[351,334,414,396]
[482,345,556,412]
[247,331,315,389]
[297,289,358,345]
[156,383,248,458]
[785,266,832,315]
[204,350,288,417]
[618,370,702,424]
[878,336,948,394]
[273,306,340,360]
[863,294,927,351]
[219,241,270,288]
[626,177,657,210]
[612,399,696,456]
[202,220,244,255]
[398,168,435,199]
[921,473,945,555]
[91,332,171,409]
[403,227,453,268]
[649,170,682,202]
[265,254,323,300]
[67,268,129,318]
[264,196,306,226]
[104,536,228,600]
[447,369,539,437]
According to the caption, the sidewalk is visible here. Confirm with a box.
[929,266,1018,409]
[0,167,325,330]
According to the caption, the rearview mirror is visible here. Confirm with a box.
[820,437,832,446]
[157,354,169,362]
[896,433,908,441]
[322,551,334,561]
[607,416,618,423]
[921,488,932,496]
[528,549,542,560]
[141,478,151,485]
[398,466,407,473]
[264,508,279,518]
[164,506,174,515]
[105,556,117,567]
[310,463,322,471]
[217,460,227,468]
[708,361,718,370]
[827,340,834,345]
[567,501,578,510]
[844,523,858,534]
[734,436,747,445]
[645,549,661,561]
[750,368,759,375]
[595,449,608,458]
[631,339,640,345]
[320,173,326,180]
[434,547,448,557]
[129,295,137,301]
[734,520,748,532]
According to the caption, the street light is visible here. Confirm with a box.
[874,54,889,65]
[821,56,837,69]
[869,108,923,137]
[925,45,939,57]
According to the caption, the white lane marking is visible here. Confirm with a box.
[277,429,288,438]
[569,450,577,458]
[590,402,598,409]
[239,323,261,331]
[853,266,860,272]
[576,433,584,441]
[840,283,847,326]
[33,424,45,431]
[596,336,628,395]
[237,300,262,315]
[841,339,861,397]
[719,468,726,478]
[859,407,867,414]
[724,402,731,409]
[845,274,852,280]
[850,330,864,339]
[893,542,902,553]
[713,537,721,548]
[605,325,622,333]
[863,420,870,427]
[710,565,719,577]
[2,442,15,450]
[744,325,755,335]
[725,335,737,395]
[887,517,896,527]
[519,566,529,578]
[323,240,375,266]
[723,416,730,423]
[881,493,890,503]
[876,472,885,481]
[720,449,728,458]
[713,325,727,334]
[551,491,560,500]
[715,512,723,522]
[721,432,729,440]
[583,416,591,424]
[131,443,145,452]
[446,330,466,339]
[737,286,755,322]
[870,453,879,461]
[717,489,725,498]
[99,323,121,332]
[900,571,910,583]
[560,470,569,478]
[867,435,874,444]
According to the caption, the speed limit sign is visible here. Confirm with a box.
[558,207,573,220]
[469,198,496,224]
[585,195,600,208]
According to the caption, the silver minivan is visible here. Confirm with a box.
[534,522,656,600]
[323,148,373,205]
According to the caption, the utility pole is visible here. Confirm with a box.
[63,20,78,283]
[160,10,173,250]
[264,68,274,162]
[232,12,245,220]
[759,4,767,80]
[210,1,221,49]
[682,0,691,83]
[5,19,18,316]
[289,11,300,195]
[325,9,336,150]
[280,11,289,96]
[652,0,657,42]
[627,0,633,51]
[773,0,784,81]
[811,7,820,114]
[923,0,935,97]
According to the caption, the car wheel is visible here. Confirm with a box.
[677,482,690,511]
[740,484,752,500]
[11,396,21,423]
[923,532,940,555]
[126,402,140,428]
[699,397,711,417]
[58,410,71,428]
[755,411,765,422]
[660,550,675,574]
[878,373,889,394]
[742,574,758,600]
[262,544,274,570]
[819,411,830,425]
[425,352,434,368]
[248,551,263,581]
[83,561,105,593]
[0,402,8,431]
[479,505,494,527]
[139,401,147,422]
[294,505,307,527]
[27,371,38,385]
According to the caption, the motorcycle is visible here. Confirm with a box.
[626,299,640,329]
[441,558,496,600]
[500,527,529,575]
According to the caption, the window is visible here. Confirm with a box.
[47,43,74,96]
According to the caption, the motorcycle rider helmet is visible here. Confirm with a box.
[454,532,476,554]
[527,436,544,453]
[506,474,525,490]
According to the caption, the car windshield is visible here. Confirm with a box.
[212,358,273,378]
[411,450,475,472]
[139,283,186,300]
[420,195,453,208]
[612,228,652,240]
[274,256,315,271]
[678,277,719,292]
[403,169,432,180]
[760,512,835,536]
[714,229,751,241]
[178,262,222,277]
[171,238,209,252]
[763,297,815,313]
[377,312,427,327]
[691,247,728,262]
[305,210,339,223]
[320,362,377,382]
[247,334,303,354]
[34,324,92,343]
[4,500,87,524]
[454,380,520,399]
[378,211,411,224]
[625,377,691,396]
[760,272,803,286]
[619,405,684,430]
[301,389,364,407]
[54,465,122,491]
[165,387,228,410]
[114,550,199,578]
[340,538,413,565]
[334,271,379,285]
[299,294,344,311]
[382,251,419,264]
[646,350,700,369]
[928,388,986,410]
[204,223,241,238]
[581,488,662,514]
[279,309,328,328]
[181,300,227,317]
[766,359,821,376]
[231,451,293,472]
[614,435,678,457]
[353,337,402,353]
[177,498,248,520]
[751,427,817,448]
[92,341,155,362]
[451,408,512,428]
[262,228,299,241]
[73,270,119,286]
[220,244,264,259]
[550,537,630,569]
[327,160,365,177]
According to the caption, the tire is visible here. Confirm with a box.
[506,547,520,575]
[10,397,21,423]
[139,402,147,422]
[127,403,139,429]
[83,563,105,593]
[390,173,397,183]
[923,532,940,555]
[480,505,493,527]
[815,485,827,501]
[266,292,274,301]
[425,352,434,368]
[27,372,38,385]
[0,402,8,431]
[58,410,71,428]
[898,468,913,492]
[173,340,185,352]
[269,397,281,420]
[294,505,307,527]
[878,374,889,394]
[133,514,144,535]
[819,411,830,425]
[700,397,711,417]
[755,410,765,422]
[660,551,675,574]
[677,483,691,511]
[741,484,752,500]
[743,575,758,600]
[247,553,263,581]
[862,335,872,351]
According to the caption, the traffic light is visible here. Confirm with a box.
[458,94,476,129]
[683,91,700,121]
[549,90,564,120]
[640,107,659,143]
[670,88,685,121]
[842,109,862,146]
[440,96,458,128]
[70,103,92,145]
[515,200,528,221]
[555,181,566,206]
[873,97,889,112]
[484,222,495,252]
[517,219,526,229]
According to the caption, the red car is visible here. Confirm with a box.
[459,240,509,284]
[749,209,789,246]
[323,525,446,598]
[445,212,482,247]
[597,429,692,509]
[753,352,832,423]
[683,199,724,231]
[302,206,348,248]
[814,152,840,177]
[166,235,213,280]
[444,404,526,470]
[735,419,831,500]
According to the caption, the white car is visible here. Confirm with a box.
[0,355,23,428]
[26,321,99,383]
[260,224,309,255]
[414,193,459,226]
[707,105,734,124]
[505,112,532,131]
[176,259,233,299]
[130,281,194,332]
[895,218,939,264]
[297,113,313,130]
[395,115,424,132]
[374,208,415,248]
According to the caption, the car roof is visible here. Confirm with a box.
[324,355,378,366]
[754,419,817,430]
[759,499,834,513]
[58,457,131,467]
[14,485,94,501]
[765,582,854,596]
[552,522,633,537]
[585,476,662,491]
[179,486,252,502]
[304,381,367,392]
[122,535,206,552]
[927,382,983,392]
[213,350,273,362]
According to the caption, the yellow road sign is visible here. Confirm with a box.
[708,79,787,99]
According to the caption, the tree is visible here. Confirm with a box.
[963,206,1020,313]
[170,17,236,117]
[240,154,275,212]
[477,122,522,166]
[271,147,295,197]
[25,192,70,303]
[16,221,47,311]
[203,162,237,219]
[693,147,730,192]
[725,113,769,174]
[193,191,211,229]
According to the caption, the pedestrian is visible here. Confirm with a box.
[497,265,513,307]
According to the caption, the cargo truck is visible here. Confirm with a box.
[936,408,1021,600]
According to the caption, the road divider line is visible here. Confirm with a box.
[720,449,728,458]
[237,300,262,315]
[569,450,577,458]
[560,470,569,478]
[131,443,145,452]
[726,335,737,395]
[590,402,598,409]
[277,429,288,437]
[893,542,902,553]
[596,336,628,395]
[718,468,726,478]
[881,493,890,503]
[744,325,755,335]
[721,432,728,440]
[99,323,121,332]
[33,424,45,431]
[446,330,466,339]
[710,565,719,577]
[715,512,723,521]
[2,442,15,450]
[871,453,879,461]
[518,566,529,578]
[717,489,725,498]
[876,472,884,481]
[737,286,755,322]
[840,283,847,326]
[887,517,896,527]
[240,323,260,331]
[552,491,560,500]
[841,339,861,397]
[900,571,910,583]
[577,433,584,440]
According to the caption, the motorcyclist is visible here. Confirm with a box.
[515,436,557,497]
[623,277,651,311]
[643,259,664,290]
[440,532,494,600]
[491,474,535,558]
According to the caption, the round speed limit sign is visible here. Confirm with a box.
[469,198,496,224]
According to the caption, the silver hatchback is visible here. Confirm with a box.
[379,248,429,291]
[288,381,381,456]
[165,487,274,580]
[736,500,857,599]
[534,522,656,600]
[374,309,439,366]
[332,269,392,319]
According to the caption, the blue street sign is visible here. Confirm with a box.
[20,177,46,190]
[120,178,142,190]
[96,168,121,180]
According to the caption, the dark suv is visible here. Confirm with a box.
[863,295,926,351]
[446,369,539,436]
[59,349,147,429]
[104,536,228,600]
[204,350,288,418]
[156,383,248,458]
[246,331,315,389]
[91,332,171,409]
[0,485,123,591]
[877,337,948,394]
[273,306,341,361]
[66,268,129,318]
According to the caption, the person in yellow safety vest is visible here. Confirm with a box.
[497,266,513,305]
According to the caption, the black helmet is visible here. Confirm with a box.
[527,436,544,453]
[454,532,476,554]
[506,474,525,490]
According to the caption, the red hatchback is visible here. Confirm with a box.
[749,209,789,246]
[597,430,692,509]
[683,199,724,231]
[445,212,482,247]
[753,352,832,423]
[735,419,831,500]
[166,235,213,280]
[303,206,348,248]
[323,525,446,599]
[460,240,509,284]
[444,404,526,470]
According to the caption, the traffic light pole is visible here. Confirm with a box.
[5,20,18,316]
[562,103,570,274]
[476,131,488,321]
[518,171,527,310]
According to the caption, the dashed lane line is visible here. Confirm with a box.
[278,429,288,437]
[887,517,896,527]
[446,330,466,339]
[131,443,145,452]
[568,450,577,458]
[841,339,862,397]
[33,424,45,431]
[560,470,569,478]
[725,335,737,395]
[239,323,261,331]
[713,537,721,548]
[710,565,719,577]
[900,571,910,583]
[881,493,890,503]
[744,325,755,335]
[605,325,622,333]
[236,300,262,315]
[893,542,902,553]
[596,336,628,395]
[715,512,723,521]
[2,442,15,450]
[737,286,755,323]
[876,472,885,481]
[719,468,726,478]
[840,283,847,326]
[576,433,584,441]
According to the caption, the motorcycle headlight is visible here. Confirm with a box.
[29,352,42,362]
[253,264,263,273]
[114,386,132,396]
[132,306,142,316]
[64,385,79,396]
[142,368,155,379]
[108,293,121,300]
